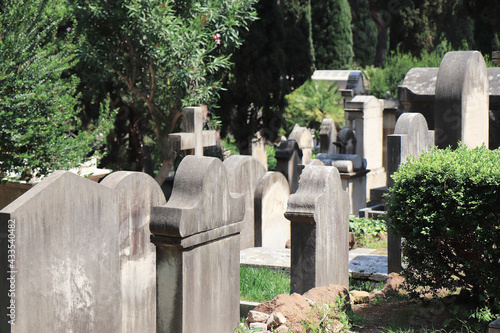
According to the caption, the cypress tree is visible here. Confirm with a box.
[348,0,378,67]
[311,0,354,69]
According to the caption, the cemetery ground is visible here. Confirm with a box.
[238,221,497,332]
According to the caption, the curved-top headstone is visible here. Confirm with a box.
[435,51,489,149]
[223,155,266,250]
[150,155,244,333]
[285,165,350,294]
[275,140,303,194]
[0,170,165,332]
[254,172,290,248]
[100,171,166,333]
[289,124,314,164]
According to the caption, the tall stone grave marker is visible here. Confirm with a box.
[224,155,266,250]
[275,140,303,194]
[344,96,386,192]
[254,172,290,248]
[434,51,489,149]
[289,124,314,165]
[386,113,434,272]
[0,171,165,332]
[150,156,244,333]
[285,164,350,294]
[169,106,217,155]
[251,131,268,170]
[320,118,337,154]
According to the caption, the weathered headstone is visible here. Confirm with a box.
[150,155,244,333]
[100,172,166,332]
[435,51,489,149]
[490,318,500,333]
[275,140,303,194]
[288,124,314,165]
[399,65,500,149]
[285,164,350,294]
[0,170,165,332]
[251,131,268,170]
[316,153,368,214]
[168,107,217,155]
[386,113,434,273]
[319,118,338,154]
[224,155,266,250]
[254,172,290,248]
[344,95,386,193]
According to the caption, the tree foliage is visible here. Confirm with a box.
[283,80,344,135]
[73,0,257,183]
[217,0,314,152]
[0,0,115,180]
[348,0,378,67]
[311,0,354,69]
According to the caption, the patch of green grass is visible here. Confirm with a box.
[240,266,290,302]
[349,279,385,292]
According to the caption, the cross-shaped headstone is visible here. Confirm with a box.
[169,107,217,156]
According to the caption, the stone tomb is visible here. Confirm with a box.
[344,96,387,193]
[224,155,266,250]
[316,153,368,215]
[169,106,217,155]
[285,164,350,294]
[288,124,314,165]
[0,171,165,332]
[275,140,303,194]
[150,155,244,333]
[254,172,290,248]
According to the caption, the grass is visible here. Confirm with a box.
[240,266,290,302]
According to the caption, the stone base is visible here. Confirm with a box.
[366,167,386,198]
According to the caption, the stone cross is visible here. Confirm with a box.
[224,155,266,250]
[168,107,217,156]
[150,155,244,333]
[285,164,350,294]
[386,113,434,273]
[435,51,489,149]
[0,171,165,332]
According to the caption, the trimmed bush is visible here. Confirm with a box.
[387,145,500,305]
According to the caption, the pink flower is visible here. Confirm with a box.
[212,33,221,45]
[66,27,72,33]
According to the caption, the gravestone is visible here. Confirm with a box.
[288,124,314,165]
[150,155,244,333]
[275,140,303,194]
[224,155,266,250]
[386,113,434,273]
[250,131,268,170]
[0,170,165,332]
[169,107,217,155]
[435,51,489,149]
[254,172,290,248]
[285,164,350,294]
[316,153,368,214]
[319,118,337,154]
[344,95,386,193]
[336,127,357,154]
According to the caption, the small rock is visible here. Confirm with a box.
[382,272,405,294]
[369,289,384,301]
[249,322,267,331]
[285,239,291,249]
[247,310,270,323]
[274,324,289,332]
[266,311,286,330]
[349,290,370,304]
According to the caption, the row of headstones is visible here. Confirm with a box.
[0,154,350,332]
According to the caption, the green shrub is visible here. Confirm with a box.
[387,145,500,307]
